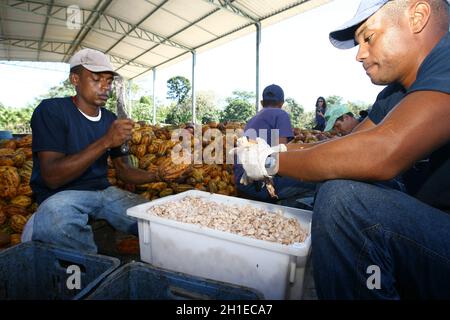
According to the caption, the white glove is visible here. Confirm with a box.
[230,137,287,184]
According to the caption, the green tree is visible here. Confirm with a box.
[164,91,221,125]
[283,97,304,128]
[221,90,256,122]
[167,76,191,104]
[40,78,76,99]
[325,95,344,108]
[0,103,34,133]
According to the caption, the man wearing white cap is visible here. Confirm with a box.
[22,48,161,253]
[236,0,450,298]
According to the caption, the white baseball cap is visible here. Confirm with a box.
[329,0,391,49]
[69,48,118,75]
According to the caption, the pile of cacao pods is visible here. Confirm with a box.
[0,135,35,249]
[108,121,245,201]
[291,128,339,143]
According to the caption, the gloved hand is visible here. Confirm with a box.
[230,137,287,185]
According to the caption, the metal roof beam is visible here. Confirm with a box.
[115,6,223,72]
[0,6,9,60]
[104,0,169,54]
[203,0,258,22]
[63,0,112,62]
[37,0,53,61]
[0,37,153,70]
[0,0,191,51]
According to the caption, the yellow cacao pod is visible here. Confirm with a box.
[10,195,32,208]
[10,214,27,233]
[17,183,33,197]
[3,204,28,217]
[159,188,174,197]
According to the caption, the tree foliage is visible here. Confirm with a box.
[221,90,256,123]
[165,91,221,125]
[283,97,304,128]
[167,76,191,104]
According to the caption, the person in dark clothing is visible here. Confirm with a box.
[313,96,327,131]
[21,48,165,253]
[238,0,450,299]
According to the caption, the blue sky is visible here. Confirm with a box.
[0,0,383,112]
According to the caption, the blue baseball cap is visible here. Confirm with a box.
[262,84,284,102]
[329,0,390,49]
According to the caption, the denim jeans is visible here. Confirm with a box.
[236,175,316,207]
[21,186,147,254]
[312,180,450,299]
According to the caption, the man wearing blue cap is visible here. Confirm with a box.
[233,84,315,206]
[236,0,450,299]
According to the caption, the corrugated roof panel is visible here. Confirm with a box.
[5,21,43,39]
[162,0,214,22]
[106,0,162,25]
[57,0,98,10]
[118,36,159,52]
[195,10,250,37]
[83,33,123,51]
[138,7,194,39]
[171,26,218,48]
[149,43,186,59]
[0,0,333,78]
[234,0,298,19]
[107,41,148,59]
[44,25,79,42]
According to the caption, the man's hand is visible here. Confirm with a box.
[104,119,134,148]
[230,137,286,184]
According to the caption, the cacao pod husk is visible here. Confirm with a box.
[16,135,32,148]
[29,202,38,213]
[208,180,218,193]
[0,166,20,198]
[12,150,26,167]
[17,183,33,197]
[10,214,27,233]
[0,156,15,166]
[139,154,156,170]
[0,208,6,225]
[117,237,139,255]
[16,147,32,159]
[3,204,28,217]
[159,188,174,197]
[128,154,139,168]
[0,140,16,150]
[0,148,15,157]
[10,195,32,208]
[131,130,142,145]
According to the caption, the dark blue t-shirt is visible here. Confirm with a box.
[368,33,450,211]
[233,107,293,184]
[30,97,123,204]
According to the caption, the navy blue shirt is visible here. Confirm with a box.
[233,107,293,184]
[30,97,123,204]
[368,33,450,211]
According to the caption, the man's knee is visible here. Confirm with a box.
[313,180,364,227]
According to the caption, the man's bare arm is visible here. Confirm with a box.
[278,91,450,182]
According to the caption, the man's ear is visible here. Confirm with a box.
[408,1,431,34]
[69,72,79,87]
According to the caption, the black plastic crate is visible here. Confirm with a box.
[85,261,263,300]
[0,241,120,300]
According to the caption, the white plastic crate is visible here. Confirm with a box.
[127,190,312,300]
